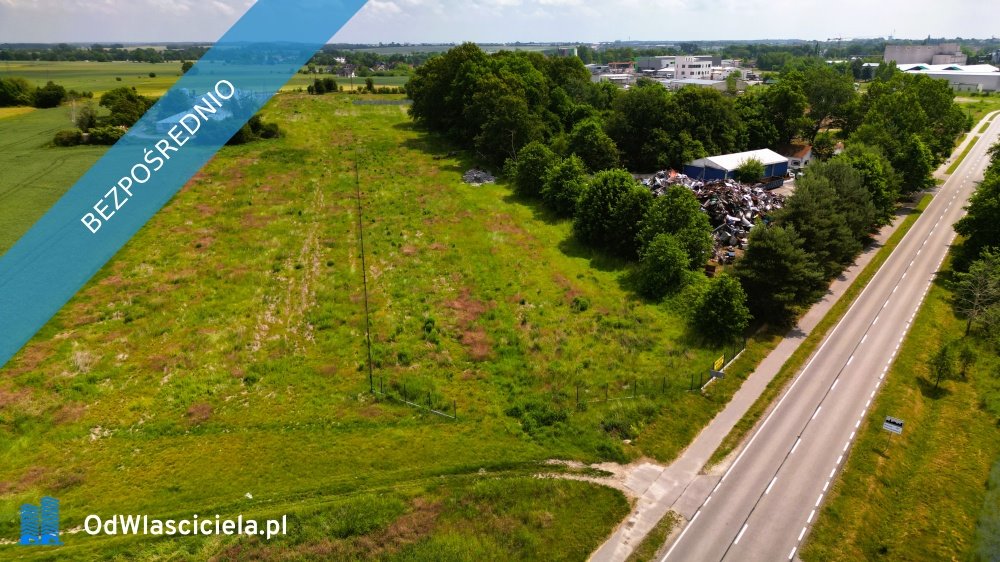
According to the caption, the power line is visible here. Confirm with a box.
[354,147,375,393]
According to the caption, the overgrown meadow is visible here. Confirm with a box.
[0,92,758,558]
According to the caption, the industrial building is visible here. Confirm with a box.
[684,149,789,181]
[899,63,1000,93]
[884,43,967,65]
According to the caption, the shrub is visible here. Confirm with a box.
[33,81,67,109]
[53,129,84,147]
[87,125,125,145]
[541,154,587,217]
[734,156,765,183]
[505,399,567,435]
[636,233,689,300]
[574,169,651,258]
[0,76,34,106]
[259,122,281,139]
[75,102,98,131]
[507,140,556,198]
[690,273,751,343]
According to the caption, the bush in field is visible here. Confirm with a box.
[691,273,751,343]
[507,140,557,198]
[0,77,34,106]
[636,233,689,300]
[574,169,651,258]
[75,102,98,132]
[53,129,84,147]
[541,155,587,217]
[505,399,567,435]
[87,125,126,145]
[33,81,67,109]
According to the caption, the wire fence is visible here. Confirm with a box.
[373,375,457,420]
[368,339,748,418]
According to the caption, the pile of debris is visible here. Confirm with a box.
[462,168,496,185]
[641,170,787,263]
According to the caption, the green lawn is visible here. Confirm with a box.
[0,92,767,558]
[956,96,1000,126]
[802,253,1000,561]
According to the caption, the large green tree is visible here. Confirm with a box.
[785,64,858,142]
[606,82,675,171]
[567,118,619,172]
[99,86,152,127]
[691,273,751,343]
[541,155,588,217]
[637,185,714,268]
[735,224,825,324]
[836,143,900,225]
[955,153,1000,265]
[0,77,34,107]
[779,171,861,278]
[954,249,1000,335]
[808,159,877,240]
[574,169,652,258]
[508,141,557,198]
[637,233,690,299]
[760,80,810,144]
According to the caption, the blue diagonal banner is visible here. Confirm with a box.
[0,0,369,368]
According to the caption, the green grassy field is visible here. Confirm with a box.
[802,253,1000,561]
[0,61,184,97]
[956,96,1000,126]
[284,74,409,92]
[0,105,106,252]
[0,61,409,99]
[0,90,778,558]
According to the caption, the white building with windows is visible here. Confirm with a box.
[674,56,713,79]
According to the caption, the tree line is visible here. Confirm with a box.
[0,77,91,109]
[0,44,208,63]
[407,43,972,341]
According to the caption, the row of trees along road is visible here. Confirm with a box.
[407,44,972,339]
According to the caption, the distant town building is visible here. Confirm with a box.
[661,78,738,92]
[674,55,713,79]
[608,61,635,74]
[884,43,967,65]
[636,56,673,71]
[556,46,578,57]
[898,63,1000,93]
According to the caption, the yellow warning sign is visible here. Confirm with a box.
[714,355,725,371]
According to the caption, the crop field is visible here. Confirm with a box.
[0,62,409,99]
[0,61,184,97]
[0,90,766,558]
[0,105,106,252]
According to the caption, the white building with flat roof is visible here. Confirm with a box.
[899,63,1000,92]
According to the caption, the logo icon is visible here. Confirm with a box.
[19,496,62,546]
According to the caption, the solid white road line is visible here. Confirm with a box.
[734,524,748,545]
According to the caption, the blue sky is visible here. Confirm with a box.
[0,0,997,44]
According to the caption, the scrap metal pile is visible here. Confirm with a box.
[462,168,496,185]
[642,171,786,263]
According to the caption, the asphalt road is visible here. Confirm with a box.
[661,117,1000,562]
